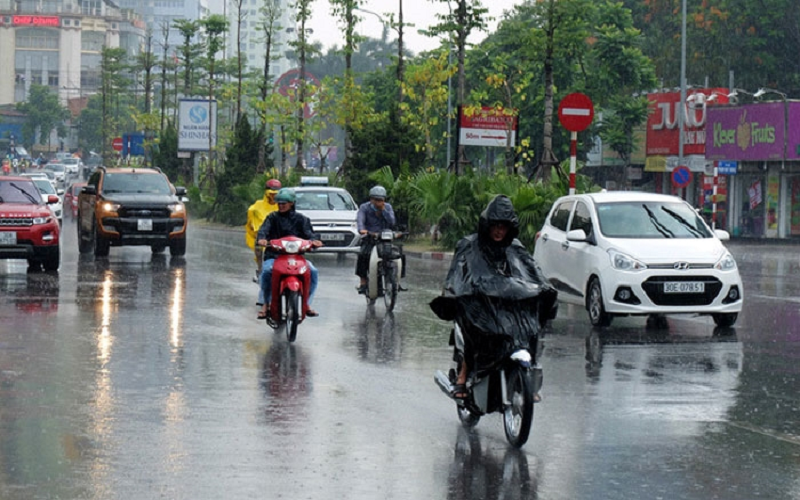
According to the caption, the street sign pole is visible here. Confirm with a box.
[569,131,578,195]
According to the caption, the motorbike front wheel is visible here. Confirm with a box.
[503,366,534,448]
[382,263,398,312]
[283,290,301,342]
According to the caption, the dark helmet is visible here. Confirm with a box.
[478,195,519,246]
[265,179,282,190]
[275,188,296,204]
[369,185,387,200]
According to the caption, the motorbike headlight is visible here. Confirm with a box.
[715,251,738,271]
[283,240,301,254]
[608,249,647,271]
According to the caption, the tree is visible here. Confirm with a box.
[289,0,317,171]
[213,113,263,224]
[255,0,283,172]
[425,0,490,174]
[16,84,69,149]
[100,47,129,160]
[199,14,228,188]
[173,19,202,97]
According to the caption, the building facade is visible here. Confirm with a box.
[0,0,145,107]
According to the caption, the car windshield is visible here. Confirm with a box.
[597,201,713,239]
[0,180,43,204]
[32,179,55,195]
[46,164,65,173]
[295,190,356,211]
[102,173,172,195]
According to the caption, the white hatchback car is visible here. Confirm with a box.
[292,185,361,253]
[533,191,743,328]
[24,175,64,224]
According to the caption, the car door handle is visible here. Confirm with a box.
[561,241,570,250]
[540,234,548,242]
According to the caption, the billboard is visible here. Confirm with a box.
[786,102,800,161]
[178,99,217,151]
[459,106,518,147]
[646,88,729,156]
[705,103,785,161]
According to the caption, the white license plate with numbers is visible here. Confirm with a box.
[320,233,345,241]
[0,232,17,245]
[138,219,153,231]
[664,281,705,293]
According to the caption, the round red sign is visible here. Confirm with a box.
[558,93,595,132]
[112,137,123,152]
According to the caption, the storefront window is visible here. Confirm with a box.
[789,176,800,237]
[735,174,767,237]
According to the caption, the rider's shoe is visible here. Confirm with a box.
[357,284,367,295]
[398,283,408,291]
[253,269,259,283]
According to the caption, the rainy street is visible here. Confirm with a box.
[1,221,800,500]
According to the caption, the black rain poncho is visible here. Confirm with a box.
[430,195,558,370]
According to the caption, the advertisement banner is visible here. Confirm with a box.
[459,106,518,147]
[786,102,800,160]
[705,103,785,161]
[646,88,729,156]
[178,99,217,151]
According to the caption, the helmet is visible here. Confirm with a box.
[274,188,296,204]
[369,185,387,200]
[265,179,282,190]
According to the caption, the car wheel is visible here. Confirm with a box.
[587,278,612,327]
[77,214,93,254]
[92,218,110,257]
[712,313,737,328]
[151,245,166,254]
[42,247,60,271]
[646,314,669,330]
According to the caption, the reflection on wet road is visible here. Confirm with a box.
[0,228,799,499]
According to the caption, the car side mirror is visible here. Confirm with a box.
[713,229,730,241]
[175,186,187,196]
[82,185,96,195]
[566,229,588,242]
[47,194,59,204]
[57,189,64,195]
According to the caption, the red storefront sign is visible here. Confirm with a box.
[646,88,729,156]
[12,15,60,27]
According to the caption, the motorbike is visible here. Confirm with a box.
[364,230,405,312]
[433,318,544,448]
[263,236,314,342]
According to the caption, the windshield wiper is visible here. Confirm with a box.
[642,204,674,238]
[660,207,705,238]
[9,183,41,204]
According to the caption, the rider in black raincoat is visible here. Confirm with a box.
[430,195,558,398]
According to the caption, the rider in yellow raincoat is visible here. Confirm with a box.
[246,179,282,278]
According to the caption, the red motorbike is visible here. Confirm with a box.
[265,236,314,342]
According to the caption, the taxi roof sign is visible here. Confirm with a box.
[300,176,329,186]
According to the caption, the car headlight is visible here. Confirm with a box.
[32,216,51,225]
[100,201,120,213]
[168,203,185,214]
[608,249,647,271]
[715,251,738,271]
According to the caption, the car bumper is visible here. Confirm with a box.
[99,216,186,245]
[600,269,743,315]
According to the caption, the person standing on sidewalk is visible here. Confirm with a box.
[246,179,282,281]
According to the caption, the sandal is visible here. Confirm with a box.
[450,383,468,400]
[257,310,268,320]
[306,309,319,317]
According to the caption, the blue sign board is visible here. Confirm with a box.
[122,133,145,156]
[717,160,738,175]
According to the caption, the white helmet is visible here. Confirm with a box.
[369,185,387,200]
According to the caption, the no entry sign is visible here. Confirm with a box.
[112,137,123,152]
[558,93,594,132]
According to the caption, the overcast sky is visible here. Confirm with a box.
[307,0,523,55]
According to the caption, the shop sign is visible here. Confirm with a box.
[717,160,738,175]
[706,103,785,161]
[12,15,60,27]
[646,88,729,156]
[459,106,518,147]
[786,102,800,160]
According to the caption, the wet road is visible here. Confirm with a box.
[1,221,799,499]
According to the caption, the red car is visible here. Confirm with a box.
[0,176,61,271]
[64,182,87,219]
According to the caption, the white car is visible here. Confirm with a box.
[533,191,743,328]
[25,176,64,224]
[44,163,67,186]
[292,184,361,253]
[61,157,82,175]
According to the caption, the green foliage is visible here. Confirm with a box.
[152,122,186,183]
[16,84,69,147]
[212,114,263,224]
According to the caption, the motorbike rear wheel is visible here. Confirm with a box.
[382,263,398,312]
[284,290,301,343]
[503,366,534,448]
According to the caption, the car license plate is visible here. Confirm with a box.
[320,233,345,241]
[138,219,153,231]
[0,232,17,245]
[664,281,705,293]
